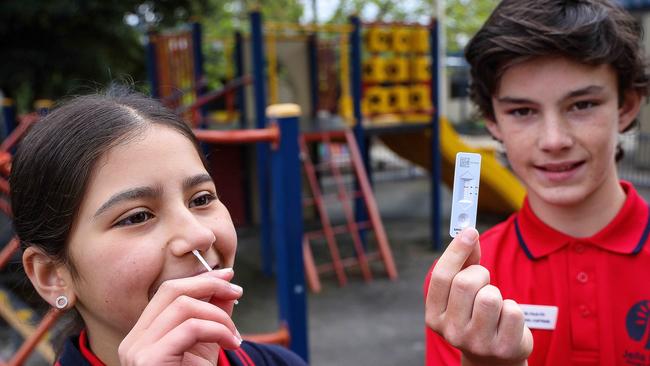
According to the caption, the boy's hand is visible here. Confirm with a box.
[425,228,533,366]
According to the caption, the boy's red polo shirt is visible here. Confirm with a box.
[425,181,650,366]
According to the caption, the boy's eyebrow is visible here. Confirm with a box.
[183,173,214,190]
[563,85,605,99]
[94,186,162,218]
[496,85,606,105]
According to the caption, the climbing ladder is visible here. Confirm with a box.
[300,129,398,293]
[0,112,62,366]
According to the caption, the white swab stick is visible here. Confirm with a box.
[192,249,212,272]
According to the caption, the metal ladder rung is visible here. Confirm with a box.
[305,221,372,240]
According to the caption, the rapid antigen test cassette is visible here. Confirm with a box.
[449,152,481,237]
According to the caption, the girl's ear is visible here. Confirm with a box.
[618,89,643,132]
[23,247,76,309]
[485,118,503,142]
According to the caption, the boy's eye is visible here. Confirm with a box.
[115,211,154,227]
[189,192,216,208]
[509,108,535,117]
[571,100,597,111]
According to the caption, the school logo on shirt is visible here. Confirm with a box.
[624,300,650,365]
[626,300,650,350]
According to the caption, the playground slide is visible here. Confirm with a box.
[379,117,526,215]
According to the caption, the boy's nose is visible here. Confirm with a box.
[167,209,216,257]
[538,115,573,152]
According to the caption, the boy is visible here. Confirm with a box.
[424,0,650,365]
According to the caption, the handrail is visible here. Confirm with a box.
[192,123,279,146]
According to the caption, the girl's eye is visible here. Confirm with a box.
[115,211,154,227]
[189,192,216,208]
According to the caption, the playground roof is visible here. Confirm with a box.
[618,0,650,10]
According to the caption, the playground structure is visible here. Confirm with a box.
[143,13,530,360]
[0,100,309,363]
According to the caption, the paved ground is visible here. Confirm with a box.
[233,177,507,366]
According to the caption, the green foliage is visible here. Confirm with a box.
[446,0,496,53]
[200,0,304,91]
[0,0,211,111]
[0,0,493,112]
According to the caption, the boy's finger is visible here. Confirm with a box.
[426,228,480,315]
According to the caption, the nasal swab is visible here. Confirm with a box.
[192,249,240,305]
[192,249,212,272]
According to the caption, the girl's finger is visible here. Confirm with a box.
[156,318,242,354]
[135,269,241,330]
[137,295,239,343]
[120,319,241,365]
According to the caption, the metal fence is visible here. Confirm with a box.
[618,131,650,187]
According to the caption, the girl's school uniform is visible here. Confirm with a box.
[55,329,307,366]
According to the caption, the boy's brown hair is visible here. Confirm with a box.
[465,0,649,123]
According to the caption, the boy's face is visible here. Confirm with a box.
[487,56,641,208]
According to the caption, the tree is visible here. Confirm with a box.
[323,0,495,53]
[0,0,212,112]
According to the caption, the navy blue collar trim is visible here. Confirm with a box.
[514,217,536,261]
[514,206,650,258]
[632,206,650,255]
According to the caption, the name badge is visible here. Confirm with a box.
[519,304,558,330]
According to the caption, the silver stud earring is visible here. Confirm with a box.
[55,295,69,309]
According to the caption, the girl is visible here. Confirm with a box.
[11,86,307,366]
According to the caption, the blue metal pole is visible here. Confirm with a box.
[146,31,160,99]
[250,10,274,276]
[307,33,319,123]
[350,15,369,243]
[191,22,207,127]
[234,31,253,225]
[34,99,52,116]
[1,98,15,139]
[430,19,442,251]
[235,32,248,130]
[269,106,309,362]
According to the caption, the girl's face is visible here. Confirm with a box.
[63,125,237,346]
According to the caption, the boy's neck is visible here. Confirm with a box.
[526,175,627,238]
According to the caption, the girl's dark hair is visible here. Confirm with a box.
[466,0,650,123]
[10,85,205,273]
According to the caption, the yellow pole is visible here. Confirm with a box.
[338,35,353,124]
[266,33,279,104]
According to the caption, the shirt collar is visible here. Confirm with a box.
[75,329,231,366]
[515,181,650,260]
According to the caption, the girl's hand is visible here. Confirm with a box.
[425,228,533,366]
[118,268,243,366]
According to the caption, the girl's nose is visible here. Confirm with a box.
[167,209,216,257]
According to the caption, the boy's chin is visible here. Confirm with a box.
[527,184,594,208]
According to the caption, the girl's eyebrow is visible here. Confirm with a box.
[183,173,214,190]
[94,186,162,218]
[93,174,213,219]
